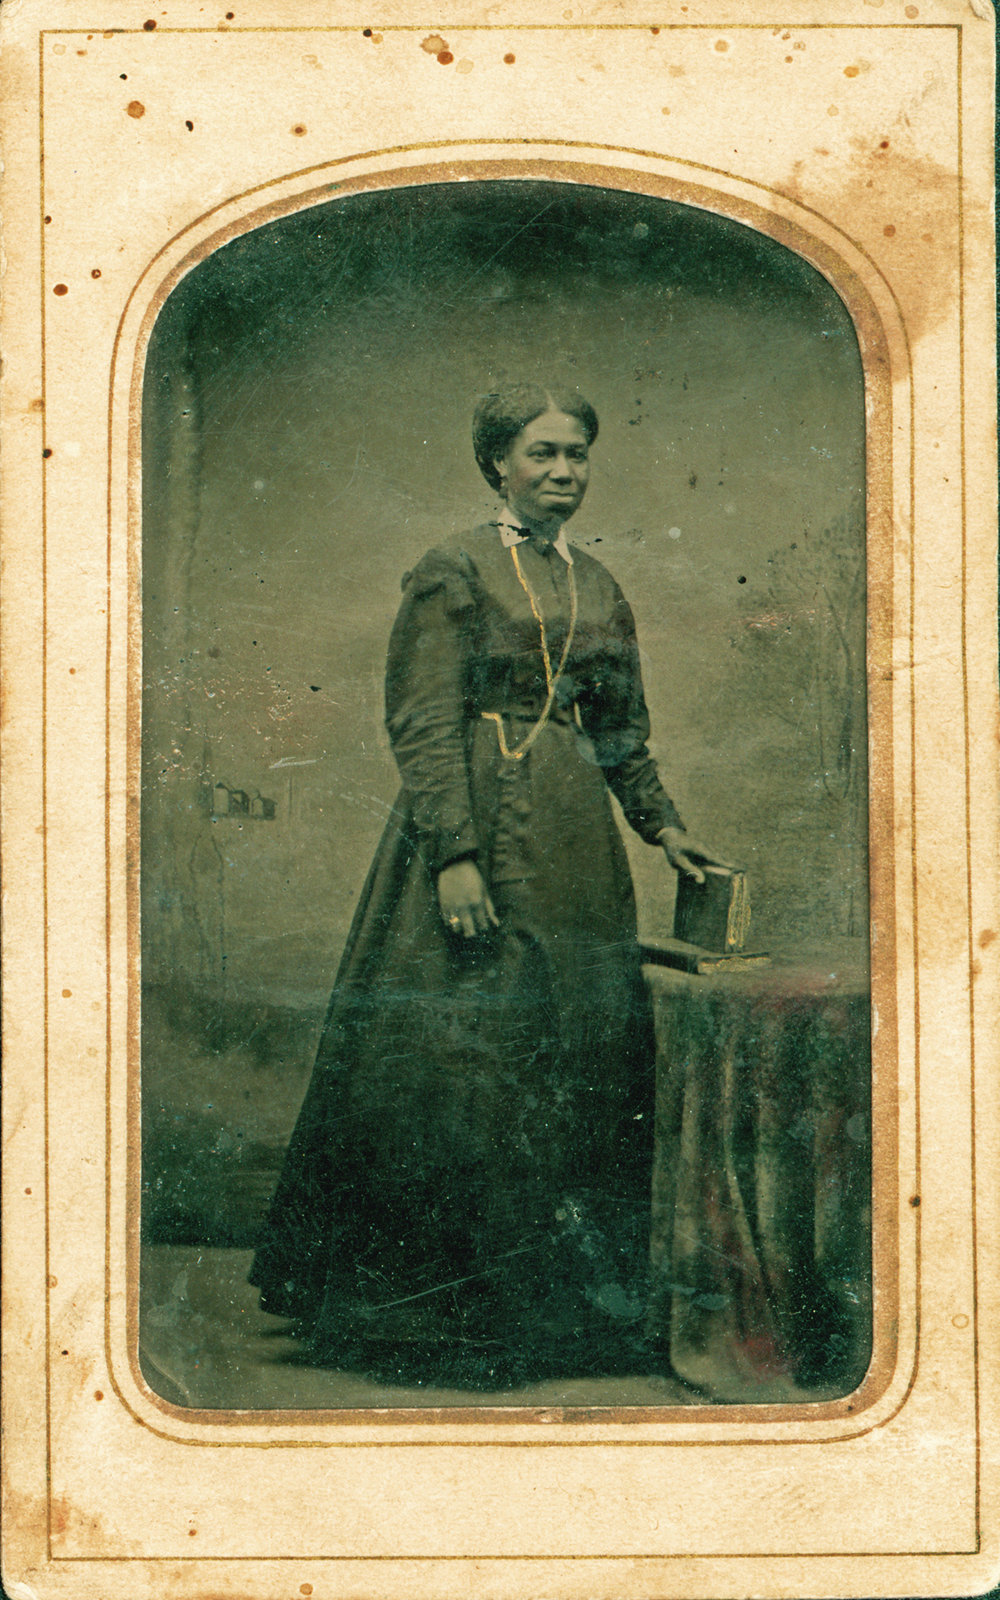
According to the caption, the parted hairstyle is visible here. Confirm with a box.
[472,383,600,493]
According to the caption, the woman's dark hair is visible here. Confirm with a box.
[472,383,599,492]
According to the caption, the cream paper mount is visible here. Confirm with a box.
[1,2,997,1598]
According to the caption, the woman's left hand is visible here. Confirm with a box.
[658,826,737,884]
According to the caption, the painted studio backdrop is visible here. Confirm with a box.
[139,180,872,1409]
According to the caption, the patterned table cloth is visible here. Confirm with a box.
[645,943,872,1403]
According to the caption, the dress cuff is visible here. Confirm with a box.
[424,819,480,875]
[636,799,683,842]
[436,848,479,874]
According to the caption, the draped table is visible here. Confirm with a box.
[643,942,872,1403]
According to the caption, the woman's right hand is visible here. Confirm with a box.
[438,859,500,939]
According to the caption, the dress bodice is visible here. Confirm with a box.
[384,524,682,872]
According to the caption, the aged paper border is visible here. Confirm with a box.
[2,4,997,1597]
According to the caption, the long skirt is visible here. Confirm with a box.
[249,718,661,1388]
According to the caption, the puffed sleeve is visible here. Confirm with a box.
[384,547,480,874]
[577,585,685,843]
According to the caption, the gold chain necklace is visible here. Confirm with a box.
[482,543,578,761]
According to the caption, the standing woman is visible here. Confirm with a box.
[250,382,726,1389]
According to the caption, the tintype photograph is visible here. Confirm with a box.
[2,6,996,1595]
[139,178,873,1411]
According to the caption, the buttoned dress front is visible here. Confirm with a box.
[249,523,683,1386]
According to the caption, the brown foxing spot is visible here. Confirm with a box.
[143,17,157,27]
[300,1588,313,1597]
[781,136,968,344]
[844,65,860,77]
[91,268,102,278]
[50,1488,144,1556]
[42,448,53,458]
[48,1274,58,1287]
[29,397,43,412]
[978,928,997,948]
[94,1390,104,1401]
[437,50,454,64]
[127,100,145,118]
[421,34,448,54]
[503,52,515,63]
[53,284,68,296]
[292,123,307,135]
[714,38,729,51]
[884,224,896,237]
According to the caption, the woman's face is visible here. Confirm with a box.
[495,410,591,529]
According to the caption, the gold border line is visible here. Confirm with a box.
[43,22,961,31]
[31,14,978,1565]
[56,1544,981,1565]
[38,22,53,1568]
[955,24,981,1553]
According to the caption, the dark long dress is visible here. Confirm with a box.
[249,524,683,1387]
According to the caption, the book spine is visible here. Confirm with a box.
[725,872,752,950]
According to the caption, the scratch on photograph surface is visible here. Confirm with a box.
[338,789,396,822]
[437,201,558,311]
[365,1243,543,1311]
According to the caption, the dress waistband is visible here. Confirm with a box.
[478,702,576,726]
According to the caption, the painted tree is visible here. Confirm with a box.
[731,509,867,938]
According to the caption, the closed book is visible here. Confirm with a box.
[640,938,771,976]
[673,866,752,953]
